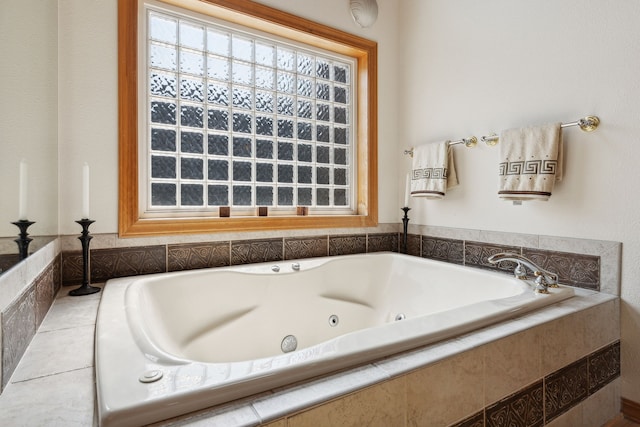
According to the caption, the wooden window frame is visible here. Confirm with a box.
[118,0,377,237]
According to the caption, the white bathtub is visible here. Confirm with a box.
[95,252,574,426]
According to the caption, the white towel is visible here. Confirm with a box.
[410,141,459,199]
[498,123,563,201]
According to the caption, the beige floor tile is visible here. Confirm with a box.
[0,367,95,426]
[288,377,406,427]
[582,379,621,427]
[583,299,620,353]
[39,297,100,332]
[406,347,484,426]
[542,310,587,375]
[10,325,94,383]
[484,327,542,404]
[545,403,583,426]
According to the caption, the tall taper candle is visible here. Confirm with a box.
[404,173,410,207]
[18,159,28,220]
[82,162,90,219]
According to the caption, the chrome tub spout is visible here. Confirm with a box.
[487,252,559,294]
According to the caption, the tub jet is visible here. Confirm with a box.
[328,314,339,327]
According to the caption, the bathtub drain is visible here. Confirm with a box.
[281,335,298,353]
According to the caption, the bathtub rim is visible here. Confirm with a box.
[95,252,578,427]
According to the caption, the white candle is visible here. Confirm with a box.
[18,159,28,220]
[82,162,90,219]
[404,173,410,207]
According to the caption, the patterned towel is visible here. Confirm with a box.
[410,141,458,199]
[498,123,563,201]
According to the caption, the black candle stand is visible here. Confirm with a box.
[401,207,410,254]
[12,220,35,260]
[69,219,101,296]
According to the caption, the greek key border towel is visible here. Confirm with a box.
[410,141,459,199]
[498,122,563,201]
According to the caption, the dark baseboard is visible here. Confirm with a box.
[622,398,640,423]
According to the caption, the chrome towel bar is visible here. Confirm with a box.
[480,115,600,145]
[404,116,600,155]
[404,136,477,157]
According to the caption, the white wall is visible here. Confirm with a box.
[0,1,58,237]
[58,0,118,234]
[397,0,640,403]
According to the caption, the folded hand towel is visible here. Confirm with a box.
[498,123,563,201]
[410,141,459,199]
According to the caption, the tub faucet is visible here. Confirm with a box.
[487,252,559,294]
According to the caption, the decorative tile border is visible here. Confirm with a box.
[91,246,166,282]
[450,341,620,427]
[1,288,36,390]
[61,251,83,286]
[57,230,607,293]
[367,233,398,253]
[401,233,421,257]
[486,380,544,427]
[34,262,56,327]
[62,246,167,285]
[284,236,328,260]
[412,225,618,294]
[545,358,589,421]
[464,241,522,273]
[168,242,230,271]
[588,341,621,394]
[60,233,399,285]
[421,236,464,264]
[523,248,599,290]
[415,239,603,292]
[328,234,367,256]
[545,340,620,423]
[1,257,60,392]
[231,238,283,265]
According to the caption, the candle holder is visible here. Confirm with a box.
[11,220,35,260]
[401,207,410,254]
[69,219,101,296]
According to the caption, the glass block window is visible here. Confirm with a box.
[145,8,355,214]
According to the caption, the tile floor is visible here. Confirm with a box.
[605,415,640,427]
[0,284,102,426]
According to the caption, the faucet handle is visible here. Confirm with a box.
[534,271,550,294]
[513,262,528,280]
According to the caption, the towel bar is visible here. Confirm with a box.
[480,115,600,145]
[404,136,477,157]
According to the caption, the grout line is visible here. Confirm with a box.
[9,365,94,386]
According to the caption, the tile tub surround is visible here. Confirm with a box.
[60,231,400,286]
[0,239,61,393]
[0,277,620,426]
[0,227,623,426]
[407,227,620,295]
[58,226,617,297]
[0,283,100,426]
[259,294,621,427]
